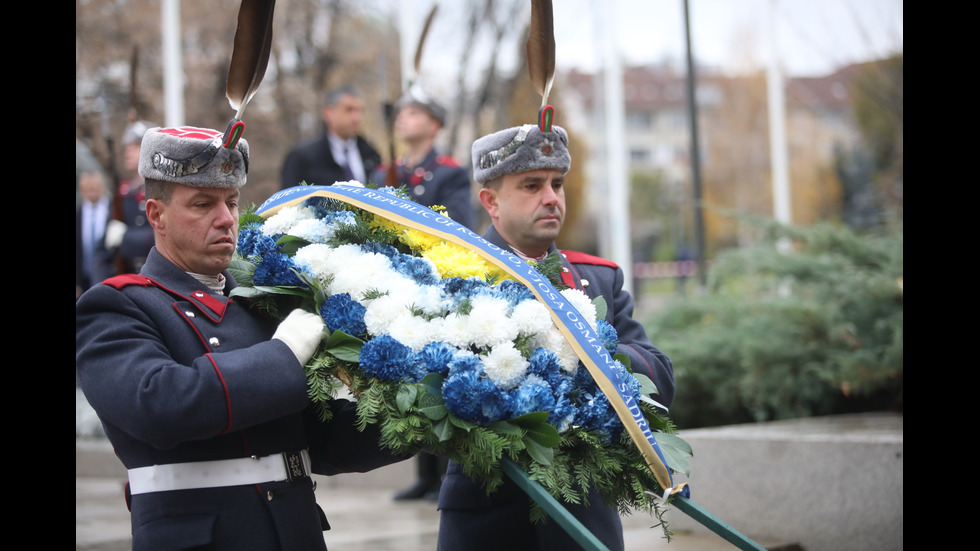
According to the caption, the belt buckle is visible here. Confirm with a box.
[281,451,308,482]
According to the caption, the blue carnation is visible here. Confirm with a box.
[440,277,488,298]
[443,354,501,424]
[359,334,419,382]
[253,252,306,287]
[237,225,279,260]
[415,342,456,375]
[320,293,367,336]
[496,279,535,307]
[509,374,554,418]
[480,388,514,423]
[440,277,490,310]
[390,254,439,286]
[574,391,622,444]
[527,348,565,388]
[596,320,619,354]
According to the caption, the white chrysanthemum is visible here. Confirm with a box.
[412,285,446,317]
[388,315,440,352]
[288,218,335,243]
[261,205,316,236]
[327,248,395,298]
[379,276,423,303]
[482,342,528,389]
[561,288,598,329]
[363,294,412,336]
[465,295,518,348]
[510,299,553,337]
[293,244,334,281]
[441,313,471,348]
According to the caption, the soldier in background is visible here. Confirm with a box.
[371,88,477,232]
[106,118,155,273]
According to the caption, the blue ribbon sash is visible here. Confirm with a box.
[256,185,684,496]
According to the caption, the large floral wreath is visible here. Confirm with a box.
[229,184,691,535]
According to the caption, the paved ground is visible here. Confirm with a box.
[76,469,758,551]
[76,389,788,551]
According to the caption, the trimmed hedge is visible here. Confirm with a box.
[646,221,903,429]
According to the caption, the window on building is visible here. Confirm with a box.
[630,148,652,165]
[626,111,653,130]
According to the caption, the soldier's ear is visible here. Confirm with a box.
[146,199,166,234]
[478,187,499,219]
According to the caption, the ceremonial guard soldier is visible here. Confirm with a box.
[436,1,675,549]
[372,87,477,231]
[76,4,407,549]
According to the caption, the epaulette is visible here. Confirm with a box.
[435,154,460,168]
[561,250,619,269]
[102,274,156,290]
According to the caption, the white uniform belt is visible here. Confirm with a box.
[128,450,311,495]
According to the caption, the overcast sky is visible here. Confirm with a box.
[385,0,903,85]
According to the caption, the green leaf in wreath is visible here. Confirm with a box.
[487,420,523,438]
[420,372,445,394]
[227,258,256,286]
[449,415,477,430]
[632,372,659,396]
[653,432,694,477]
[614,352,632,370]
[433,416,454,442]
[523,435,555,465]
[396,385,418,414]
[228,286,264,299]
[592,295,608,322]
[322,330,364,362]
[419,392,448,421]
[510,412,561,448]
[276,235,312,256]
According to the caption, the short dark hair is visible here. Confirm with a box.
[145,178,177,203]
[325,85,361,107]
[482,176,503,189]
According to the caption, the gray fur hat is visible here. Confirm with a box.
[471,124,570,184]
[139,126,249,189]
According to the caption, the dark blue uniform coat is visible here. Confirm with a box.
[76,248,406,550]
[370,148,477,231]
[436,224,675,551]
[114,178,155,274]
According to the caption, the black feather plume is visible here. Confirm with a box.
[226,0,275,121]
[526,0,555,109]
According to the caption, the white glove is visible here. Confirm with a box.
[273,309,326,365]
[104,220,127,249]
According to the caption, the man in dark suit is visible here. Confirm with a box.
[76,126,407,549]
[76,170,116,298]
[436,123,676,551]
[281,86,382,188]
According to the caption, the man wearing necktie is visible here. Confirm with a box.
[76,171,116,298]
[281,86,382,188]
